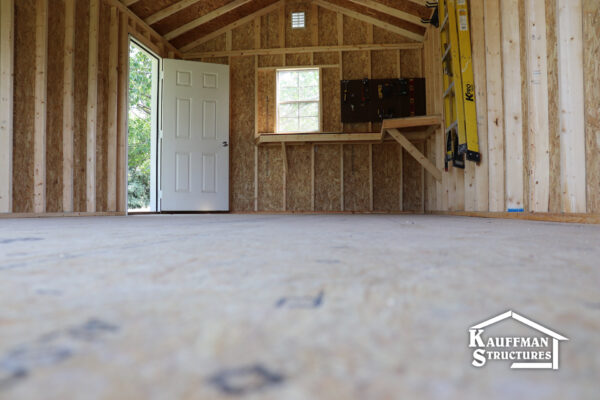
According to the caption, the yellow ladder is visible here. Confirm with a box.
[439,0,480,169]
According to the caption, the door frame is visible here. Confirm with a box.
[128,37,162,213]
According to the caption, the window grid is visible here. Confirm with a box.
[291,12,305,29]
[276,69,320,133]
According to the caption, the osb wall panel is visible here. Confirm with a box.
[286,145,312,211]
[257,71,276,133]
[260,10,281,49]
[258,146,284,210]
[343,144,370,211]
[313,52,339,65]
[194,34,226,53]
[322,68,341,132]
[403,146,424,211]
[230,56,256,211]
[285,53,312,66]
[583,0,600,213]
[373,143,401,211]
[373,26,413,44]
[400,49,422,77]
[12,0,36,212]
[372,50,398,79]
[318,8,338,46]
[314,145,341,211]
[232,21,255,51]
[46,0,66,212]
[342,15,368,45]
[74,0,90,212]
[258,55,284,67]
[199,57,229,65]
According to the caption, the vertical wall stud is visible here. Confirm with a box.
[117,12,129,212]
[485,0,505,212]
[62,0,75,212]
[86,0,100,212]
[33,0,48,213]
[557,0,586,212]
[0,0,14,213]
[107,6,119,211]
[526,0,550,212]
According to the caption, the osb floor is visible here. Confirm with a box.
[0,214,599,399]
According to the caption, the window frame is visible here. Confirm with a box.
[275,67,321,134]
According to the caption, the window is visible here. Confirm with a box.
[291,12,305,29]
[276,68,320,133]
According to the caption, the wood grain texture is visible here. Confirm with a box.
[0,0,14,213]
[525,0,550,212]
[33,0,48,213]
[583,0,600,213]
[230,56,256,211]
[470,0,488,212]
[86,0,99,212]
[107,6,119,211]
[314,144,341,211]
[557,0,586,213]
[343,144,370,211]
[46,0,65,212]
[485,0,504,212]
[501,0,524,212]
[287,144,313,211]
[62,0,75,213]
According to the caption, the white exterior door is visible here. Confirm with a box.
[161,59,229,211]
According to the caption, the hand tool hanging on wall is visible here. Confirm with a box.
[438,0,480,168]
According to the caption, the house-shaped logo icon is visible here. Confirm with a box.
[468,310,568,370]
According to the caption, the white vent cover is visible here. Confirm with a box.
[291,12,305,29]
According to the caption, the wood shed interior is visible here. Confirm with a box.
[1,2,600,398]
[0,0,598,220]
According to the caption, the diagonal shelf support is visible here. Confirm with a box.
[387,128,442,182]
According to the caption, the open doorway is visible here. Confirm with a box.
[127,40,160,212]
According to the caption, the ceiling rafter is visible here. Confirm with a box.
[164,0,254,41]
[313,0,425,42]
[121,0,141,6]
[145,0,219,26]
[344,0,428,27]
[179,0,285,52]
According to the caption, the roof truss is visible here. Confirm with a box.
[120,0,431,51]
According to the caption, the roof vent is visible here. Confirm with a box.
[291,12,305,29]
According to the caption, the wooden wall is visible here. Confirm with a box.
[4,0,178,214]
[189,0,427,212]
[424,0,600,214]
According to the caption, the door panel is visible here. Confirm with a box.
[162,59,229,211]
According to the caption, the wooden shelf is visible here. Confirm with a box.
[256,114,443,145]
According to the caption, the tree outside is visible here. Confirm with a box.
[128,44,153,210]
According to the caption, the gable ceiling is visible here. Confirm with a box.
[121,0,433,52]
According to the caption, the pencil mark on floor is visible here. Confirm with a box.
[0,319,119,391]
[315,259,341,265]
[276,290,324,309]
[67,319,119,341]
[0,238,43,245]
[584,302,600,310]
[208,364,285,396]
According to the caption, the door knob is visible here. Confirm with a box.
[222,141,228,147]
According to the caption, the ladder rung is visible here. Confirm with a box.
[442,45,451,62]
[445,121,458,135]
[443,81,455,98]
[441,13,449,30]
